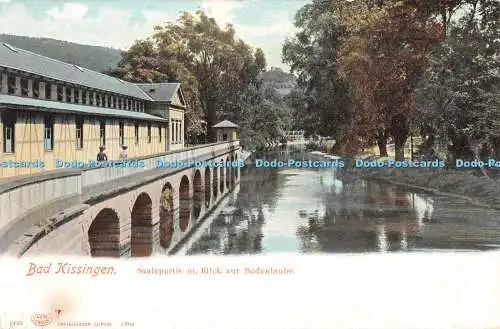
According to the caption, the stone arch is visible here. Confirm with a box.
[179,175,191,232]
[88,208,120,257]
[213,166,218,199]
[159,182,174,249]
[219,161,225,194]
[204,168,211,208]
[193,170,202,220]
[131,192,153,257]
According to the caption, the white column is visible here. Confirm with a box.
[27,79,34,97]
[78,89,83,104]
[14,76,21,96]
[39,81,46,99]
[70,88,75,103]
[51,84,58,100]
[0,73,7,94]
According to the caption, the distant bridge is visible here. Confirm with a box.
[284,130,305,142]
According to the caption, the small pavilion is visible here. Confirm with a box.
[213,120,239,141]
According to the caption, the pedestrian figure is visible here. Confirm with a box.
[97,146,108,161]
[119,145,128,159]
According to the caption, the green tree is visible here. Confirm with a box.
[282,0,354,152]
[104,38,204,137]
[339,0,443,160]
[106,10,267,141]
[411,0,500,161]
[153,10,266,141]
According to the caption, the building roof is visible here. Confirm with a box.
[213,120,239,128]
[0,94,167,122]
[135,83,182,103]
[0,43,153,101]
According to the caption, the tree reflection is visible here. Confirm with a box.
[188,155,286,254]
[296,175,423,253]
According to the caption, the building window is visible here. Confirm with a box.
[112,96,116,108]
[135,123,139,144]
[90,92,95,106]
[57,85,63,101]
[45,83,52,100]
[106,95,111,108]
[100,120,106,146]
[134,123,139,144]
[82,90,87,104]
[44,116,54,151]
[171,122,175,143]
[147,124,151,143]
[118,98,122,109]
[96,93,101,107]
[21,78,28,96]
[119,121,124,146]
[33,80,40,98]
[223,133,228,141]
[74,89,80,104]
[2,111,15,153]
[66,87,72,103]
[178,122,181,143]
[75,116,83,149]
[7,75,15,94]
[158,126,162,143]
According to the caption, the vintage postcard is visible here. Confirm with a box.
[1,0,500,328]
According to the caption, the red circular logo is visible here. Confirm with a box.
[31,313,53,326]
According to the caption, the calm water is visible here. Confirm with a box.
[185,147,500,255]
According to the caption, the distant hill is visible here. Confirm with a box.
[0,34,122,72]
[260,67,296,95]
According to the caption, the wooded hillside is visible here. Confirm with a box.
[0,34,122,72]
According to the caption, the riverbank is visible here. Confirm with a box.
[312,151,500,211]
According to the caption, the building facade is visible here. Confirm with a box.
[0,43,186,178]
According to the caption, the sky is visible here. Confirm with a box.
[0,0,310,71]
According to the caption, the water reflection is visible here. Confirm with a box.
[186,148,500,254]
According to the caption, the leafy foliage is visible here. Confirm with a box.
[282,0,353,151]
[105,10,291,144]
[283,0,499,161]
[411,0,500,160]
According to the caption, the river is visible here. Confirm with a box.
[181,146,500,255]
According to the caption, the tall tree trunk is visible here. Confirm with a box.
[376,128,388,156]
[394,136,407,161]
[390,114,409,161]
[206,104,217,142]
[495,138,500,159]
[377,137,388,156]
